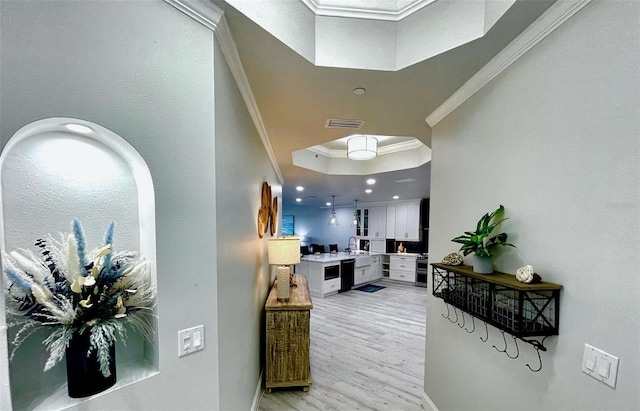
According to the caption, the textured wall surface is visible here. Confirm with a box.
[425,1,640,410]
[213,40,282,411]
[0,1,224,409]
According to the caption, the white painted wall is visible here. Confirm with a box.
[0,1,238,409]
[213,40,281,411]
[425,1,639,410]
[282,204,357,251]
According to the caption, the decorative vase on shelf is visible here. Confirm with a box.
[66,330,116,398]
[473,255,494,274]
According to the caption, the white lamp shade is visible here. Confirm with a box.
[268,237,301,265]
[347,135,378,160]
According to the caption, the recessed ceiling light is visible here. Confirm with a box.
[366,178,376,185]
[326,202,331,206]
[296,198,302,202]
[353,87,366,96]
[296,186,304,191]
[365,189,372,194]
[393,195,399,200]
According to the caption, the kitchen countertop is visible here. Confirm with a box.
[302,252,359,263]
[301,252,422,263]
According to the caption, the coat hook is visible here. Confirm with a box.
[505,335,519,359]
[458,311,466,328]
[480,321,488,342]
[526,346,543,372]
[465,314,475,333]
[493,330,508,353]
[449,306,459,324]
[442,302,451,320]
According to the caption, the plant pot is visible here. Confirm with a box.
[66,330,116,398]
[473,255,494,274]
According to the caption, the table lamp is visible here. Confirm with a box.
[268,237,300,302]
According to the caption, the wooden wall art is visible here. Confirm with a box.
[269,197,278,236]
[258,182,278,238]
[258,182,270,238]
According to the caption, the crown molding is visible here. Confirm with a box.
[426,0,592,127]
[214,17,284,183]
[300,0,435,22]
[163,0,223,30]
[164,0,284,184]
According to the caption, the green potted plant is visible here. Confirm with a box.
[451,205,515,273]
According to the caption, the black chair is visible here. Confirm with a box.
[329,244,338,253]
[300,245,310,255]
[311,244,325,254]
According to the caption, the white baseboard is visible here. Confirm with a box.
[250,370,264,411]
[422,391,439,411]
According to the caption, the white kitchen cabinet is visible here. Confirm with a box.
[354,266,370,285]
[368,206,386,239]
[389,270,413,282]
[371,255,382,280]
[323,278,340,294]
[356,208,369,237]
[307,261,341,297]
[386,206,396,238]
[394,202,421,241]
[389,254,416,283]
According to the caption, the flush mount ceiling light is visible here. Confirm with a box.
[347,135,377,160]
[366,178,376,185]
[327,195,339,227]
[296,186,304,191]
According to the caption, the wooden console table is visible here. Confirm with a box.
[265,274,313,393]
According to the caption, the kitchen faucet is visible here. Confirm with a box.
[348,236,357,252]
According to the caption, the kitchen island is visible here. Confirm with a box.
[300,252,380,298]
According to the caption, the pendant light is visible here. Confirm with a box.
[352,199,360,227]
[327,195,339,227]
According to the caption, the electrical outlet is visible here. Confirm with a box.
[582,344,619,388]
[178,325,205,357]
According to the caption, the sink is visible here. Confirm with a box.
[354,255,372,268]
[349,250,369,255]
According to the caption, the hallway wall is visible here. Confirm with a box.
[425,1,640,409]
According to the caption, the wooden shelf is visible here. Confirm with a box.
[431,263,562,341]
[431,263,562,291]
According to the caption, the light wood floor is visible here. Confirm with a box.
[259,279,427,411]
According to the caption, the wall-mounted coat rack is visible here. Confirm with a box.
[432,263,562,372]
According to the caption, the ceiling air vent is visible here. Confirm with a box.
[394,178,417,183]
[325,118,364,130]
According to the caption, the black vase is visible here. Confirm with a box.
[66,330,116,398]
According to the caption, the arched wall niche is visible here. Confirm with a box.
[0,118,159,410]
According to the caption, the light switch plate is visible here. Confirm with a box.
[582,343,619,388]
[178,325,205,357]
